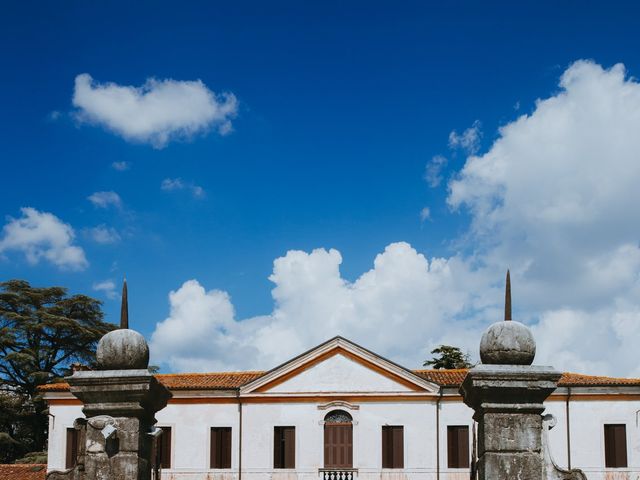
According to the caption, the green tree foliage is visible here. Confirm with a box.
[423,345,473,369]
[0,280,115,462]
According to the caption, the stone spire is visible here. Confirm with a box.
[479,270,535,365]
[120,278,128,329]
[505,269,511,321]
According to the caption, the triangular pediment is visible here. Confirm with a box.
[240,337,439,395]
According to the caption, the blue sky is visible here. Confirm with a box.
[2,1,640,375]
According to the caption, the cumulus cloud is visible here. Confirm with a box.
[161,178,205,198]
[72,74,238,148]
[150,243,486,372]
[419,207,431,222]
[448,120,482,154]
[0,208,88,270]
[87,225,121,244]
[93,280,117,300]
[151,60,640,378]
[446,60,640,374]
[88,191,122,209]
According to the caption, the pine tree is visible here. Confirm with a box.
[423,345,473,369]
[0,280,115,462]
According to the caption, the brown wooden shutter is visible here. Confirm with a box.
[392,426,403,468]
[65,428,78,469]
[157,426,171,469]
[382,427,391,468]
[274,427,282,468]
[382,426,404,468]
[604,424,628,468]
[447,426,469,468]
[324,424,353,468]
[211,427,232,468]
[274,427,295,469]
[284,426,295,468]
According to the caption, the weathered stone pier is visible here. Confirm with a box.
[460,271,586,479]
[47,280,171,480]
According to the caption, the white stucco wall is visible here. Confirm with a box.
[269,355,415,393]
[47,394,640,480]
[47,402,84,471]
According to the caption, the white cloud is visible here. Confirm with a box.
[424,155,448,188]
[88,191,122,209]
[150,243,485,372]
[0,208,88,270]
[446,60,640,375]
[448,120,482,154]
[93,280,117,300]
[72,73,238,148]
[419,207,431,222]
[161,178,205,199]
[151,60,640,378]
[87,225,121,244]
[111,161,130,171]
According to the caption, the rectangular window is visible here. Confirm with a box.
[210,427,232,469]
[274,426,295,469]
[447,426,469,469]
[604,424,627,468]
[156,426,172,469]
[382,426,404,468]
[65,428,79,469]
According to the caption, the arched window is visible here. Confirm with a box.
[324,410,353,424]
[324,410,353,468]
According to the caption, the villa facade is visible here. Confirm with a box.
[42,337,640,480]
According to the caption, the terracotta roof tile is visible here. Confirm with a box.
[0,464,46,480]
[38,368,640,393]
[38,371,266,392]
[156,371,265,390]
[414,369,640,388]
[413,368,470,386]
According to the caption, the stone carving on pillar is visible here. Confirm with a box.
[47,279,172,480]
[459,271,586,480]
[542,415,587,480]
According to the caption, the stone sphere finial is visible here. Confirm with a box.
[479,269,536,365]
[479,320,536,365]
[96,329,149,370]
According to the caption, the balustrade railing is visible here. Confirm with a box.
[319,468,358,480]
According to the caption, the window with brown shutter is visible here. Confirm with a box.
[447,426,469,469]
[324,424,353,468]
[604,424,627,468]
[65,428,79,469]
[274,426,295,469]
[382,426,404,468]
[210,427,232,469]
[156,426,172,469]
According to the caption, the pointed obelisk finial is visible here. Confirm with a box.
[504,269,512,321]
[120,277,129,329]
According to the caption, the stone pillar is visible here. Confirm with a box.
[460,364,560,479]
[48,325,171,480]
[460,273,586,479]
[68,368,171,480]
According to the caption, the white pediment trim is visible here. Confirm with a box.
[239,336,440,394]
[317,400,359,410]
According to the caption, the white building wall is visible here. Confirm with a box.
[156,402,240,475]
[268,355,415,393]
[47,403,84,471]
[47,396,640,480]
[567,399,640,480]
